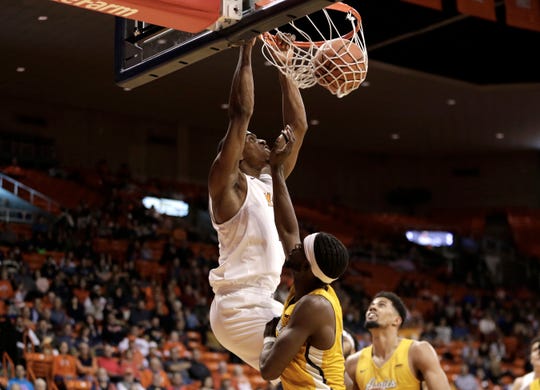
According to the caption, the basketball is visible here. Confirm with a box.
[313,38,367,97]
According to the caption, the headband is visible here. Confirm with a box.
[303,233,337,284]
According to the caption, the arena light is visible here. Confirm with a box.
[142,196,189,217]
[405,230,453,247]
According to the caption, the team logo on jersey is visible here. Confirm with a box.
[265,192,273,207]
[365,378,397,390]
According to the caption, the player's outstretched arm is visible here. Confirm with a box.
[277,54,308,179]
[208,38,255,223]
[269,126,300,253]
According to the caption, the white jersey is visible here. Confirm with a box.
[520,372,535,390]
[209,173,285,295]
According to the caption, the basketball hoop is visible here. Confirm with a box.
[260,2,368,97]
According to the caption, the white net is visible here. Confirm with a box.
[261,31,318,89]
[260,2,368,98]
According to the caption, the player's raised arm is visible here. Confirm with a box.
[279,71,308,179]
[208,38,255,223]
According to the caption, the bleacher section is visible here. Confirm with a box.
[2,166,540,389]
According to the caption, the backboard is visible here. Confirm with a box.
[114,0,340,89]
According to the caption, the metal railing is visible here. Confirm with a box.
[0,206,36,223]
[0,173,60,214]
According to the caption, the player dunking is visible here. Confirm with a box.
[207,37,308,370]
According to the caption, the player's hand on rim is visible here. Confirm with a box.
[230,36,257,48]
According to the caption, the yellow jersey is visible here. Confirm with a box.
[277,285,345,390]
[531,378,540,390]
[355,338,420,390]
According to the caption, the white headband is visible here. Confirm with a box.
[303,233,337,284]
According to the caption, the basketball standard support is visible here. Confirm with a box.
[114,0,340,89]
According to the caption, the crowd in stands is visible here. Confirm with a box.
[1,162,540,390]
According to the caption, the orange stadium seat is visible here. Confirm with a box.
[22,253,47,271]
[0,352,15,389]
[25,352,54,383]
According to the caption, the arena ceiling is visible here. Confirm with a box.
[2,0,540,155]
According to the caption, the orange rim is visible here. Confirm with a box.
[261,2,362,49]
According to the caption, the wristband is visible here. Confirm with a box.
[263,336,276,345]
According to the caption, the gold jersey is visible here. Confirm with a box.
[355,339,420,390]
[277,285,345,390]
[531,378,540,390]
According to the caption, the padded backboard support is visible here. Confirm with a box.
[114,0,339,89]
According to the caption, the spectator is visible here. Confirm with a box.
[462,337,480,367]
[97,344,122,380]
[419,321,437,343]
[42,337,55,356]
[67,296,86,324]
[127,297,151,326]
[218,375,234,390]
[50,297,69,330]
[10,383,23,390]
[33,378,46,390]
[55,323,77,350]
[77,325,100,349]
[76,342,98,379]
[0,267,14,302]
[474,367,490,390]
[83,314,102,346]
[231,365,252,390]
[119,348,143,377]
[34,319,55,350]
[101,312,125,346]
[139,358,170,389]
[169,372,188,390]
[162,331,187,359]
[200,377,215,390]
[452,318,470,340]
[186,349,211,384]
[8,365,34,390]
[163,346,191,384]
[93,368,116,390]
[145,317,164,344]
[435,318,453,345]
[147,341,163,361]
[85,292,106,323]
[145,374,166,390]
[40,256,58,280]
[73,279,91,304]
[52,341,78,389]
[118,326,149,357]
[478,313,497,341]
[116,368,144,390]
[454,364,480,390]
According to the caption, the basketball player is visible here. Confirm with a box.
[512,336,540,390]
[207,36,308,371]
[345,291,450,390]
[259,128,349,389]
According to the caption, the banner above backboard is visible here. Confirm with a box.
[51,0,239,33]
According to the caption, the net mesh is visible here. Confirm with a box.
[260,2,368,97]
[261,31,318,89]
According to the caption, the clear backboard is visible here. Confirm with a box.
[114,0,340,89]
